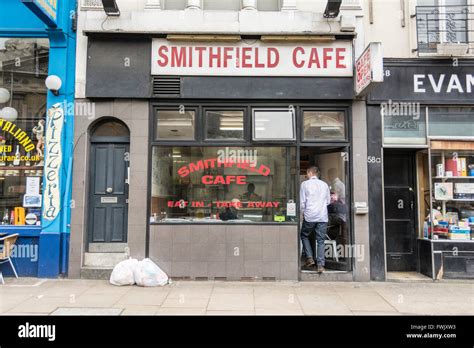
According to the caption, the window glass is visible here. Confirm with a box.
[428,107,474,138]
[92,120,129,138]
[206,110,244,140]
[303,111,346,141]
[383,106,427,145]
[416,0,468,52]
[428,146,474,241]
[0,38,49,226]
[155,109,195,140]
[150,146,297,223]
[253,110,295,140]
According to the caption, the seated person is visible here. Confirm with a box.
[327,191,348,246]
[239,183,262,201]
[220,198,240,221]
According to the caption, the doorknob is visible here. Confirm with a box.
[106,187,113,193]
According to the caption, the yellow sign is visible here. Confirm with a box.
[0,119,35,152]
[34,0,58,21]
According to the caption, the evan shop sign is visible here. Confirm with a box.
[369,62,474,103]
[152,39,353,77]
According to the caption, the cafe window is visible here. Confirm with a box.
[302,111,346,141]
[205,110,244,141]
[0,38,49,226]
[252,109,295,141]
[150,146,297,223]
[155,109,196,140]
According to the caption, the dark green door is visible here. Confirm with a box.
[88,142,129,244]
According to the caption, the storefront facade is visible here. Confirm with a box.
[0,0,77,278]
[70,1,371,281]
[367,58,474,280]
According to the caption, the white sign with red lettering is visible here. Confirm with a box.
[355,42,383,96]
[152,39,353,77]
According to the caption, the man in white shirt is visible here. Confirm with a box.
[300,166,331,273]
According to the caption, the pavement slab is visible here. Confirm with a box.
[51,307,123,315]
[0,278,473,316]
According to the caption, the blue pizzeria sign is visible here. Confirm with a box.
[22,0,59,27]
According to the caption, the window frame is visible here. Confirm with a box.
[202,107,248,143]
[300,108,349,143]
[149,144,299,225]
[153,105,199,142]
[148,102,353,225]
[252,108,297,142]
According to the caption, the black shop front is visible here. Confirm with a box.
[367,58,474,281]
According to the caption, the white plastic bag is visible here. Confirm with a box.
[110,258,139,286]
[133,258,169,287]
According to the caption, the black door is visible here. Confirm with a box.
[88,142,129,244]
[384,151,417,271]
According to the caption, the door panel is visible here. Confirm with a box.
[384,189,412,220]
[113,146,126,194]
[386,221,413,253]
[384,151,417,272]
[94,146,108,194]
[92,207,107,242]
[88,142,129,245]
[111,207,126,241]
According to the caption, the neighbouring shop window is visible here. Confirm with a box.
[0,38,49,226]
[382,104,427,145]
[205,110,244,140]
[425,141,474,241]
[428,107,474,138]
[302,111,346,141]
[150,146,297,223]
[155,109,195,140]
[253,109,295,141]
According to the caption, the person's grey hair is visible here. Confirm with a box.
[307,166,320,177]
